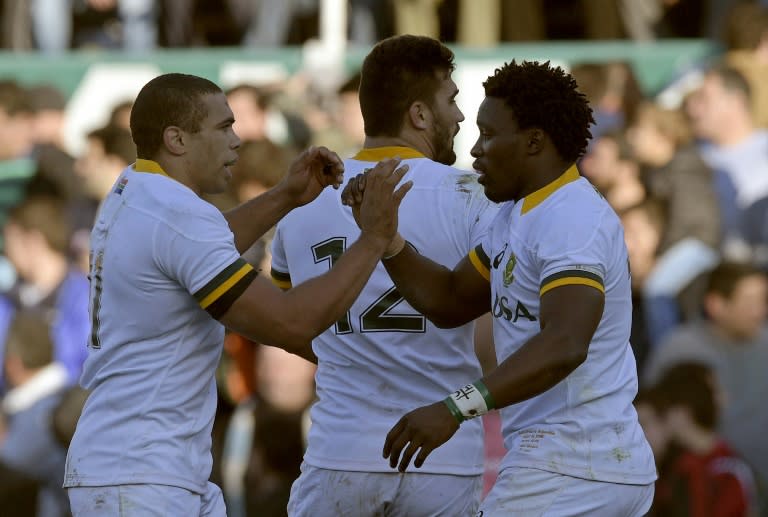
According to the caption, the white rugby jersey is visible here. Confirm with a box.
[469,165,656,484]
[64,160,256,493]
[271,147,498,474]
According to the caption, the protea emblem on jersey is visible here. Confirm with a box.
[503,253,517,287]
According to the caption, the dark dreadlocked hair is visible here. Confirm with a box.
[483,60,594,163]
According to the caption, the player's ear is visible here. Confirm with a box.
[408,101,430,131]
[526,128,545,155]
[163,126,186,156]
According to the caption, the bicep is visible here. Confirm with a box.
[218,274,299,347]
[453,255,491,316]
[539,284,604,347]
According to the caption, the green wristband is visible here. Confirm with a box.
[443,396,466,424]
[474,380,496,411]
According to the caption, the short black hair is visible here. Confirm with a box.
[482,60,594,163]
[359,35,455,137]
[130,73,222,159]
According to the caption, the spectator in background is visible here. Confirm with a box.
[348,0,393,46]
[580,129,645,212]
[230,140,291,206]
[619,199,665,377]
[238,0,314,47]
[314,71,365,160]
[645,362,759,517]
[0,82,36,251]
[393,0,442,39]
[25,84,79,204]
[0,461,39,516]
[644,262,768,491]
[73,124,136,207]
[212,138,291,265]
[227,85,269,143]
[30,0,157,53]
[0,196,90,390]
[49,384,89,450]
[226,84,310,153]
[335,72,364,151]
[240,344,316,517]
[107,99,133,130]
[634,388,673,470]
[70,124,135,272]
[0,310,71,517]
[27,84,69,152]
[686,65,768,239]
[571,61,644,145]
[722,1,768,130]
[626,101,721,347]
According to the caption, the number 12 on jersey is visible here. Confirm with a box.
[312,237,426,334]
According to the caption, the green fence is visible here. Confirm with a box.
[0,39,718,98]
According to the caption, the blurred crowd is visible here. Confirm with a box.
[2,0,767,53]
[1,1,768,516]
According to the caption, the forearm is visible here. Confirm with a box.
[284,233,387,340]
[383,245,478,327]
[482,329,587,409]
[224,188,295,253]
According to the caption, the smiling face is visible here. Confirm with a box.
[183,92,241,195]
[470,96,529,203]
[426,73,464,165]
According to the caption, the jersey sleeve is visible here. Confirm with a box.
[269,223,292,289]
[154,206,256,319]
[468,239,492,282]
[455,176,497,282]
[536,208,610,297]
[467,191,500,249]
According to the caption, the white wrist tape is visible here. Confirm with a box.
[444,381,494,422]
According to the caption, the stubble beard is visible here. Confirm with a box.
[433,125,457,166]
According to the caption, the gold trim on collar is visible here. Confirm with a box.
[133,159,168,176]
[352,146,425,161]
[520,164,580,214]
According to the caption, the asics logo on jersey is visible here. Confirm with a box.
[492,243,508,269]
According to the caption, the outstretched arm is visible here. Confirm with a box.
[342,173,490,328]
[382,248,490,328]
[220,159,413,355]
[383,283,604,472]
[225,146,345,253]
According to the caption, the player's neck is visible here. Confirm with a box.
[518,159,574,199]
